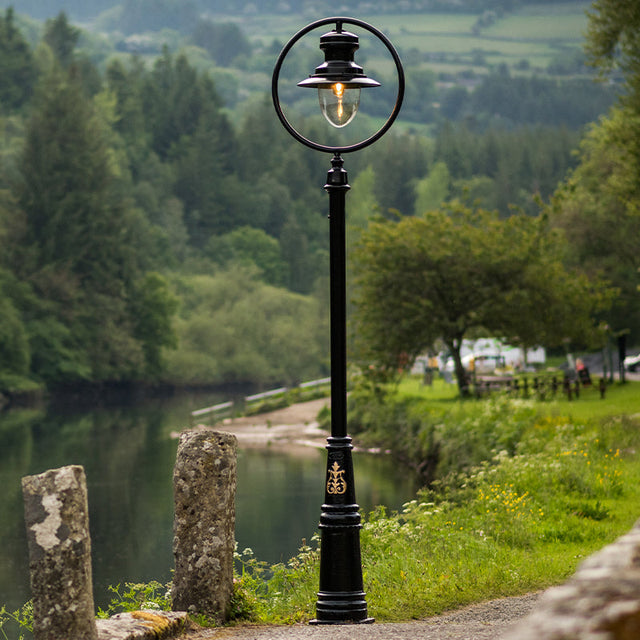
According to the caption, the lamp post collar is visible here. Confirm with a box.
[325,154,350,189]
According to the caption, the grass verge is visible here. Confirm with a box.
[232,379,640,623]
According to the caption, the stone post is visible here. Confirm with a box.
[171,431,237,621]
[22,465,97,640]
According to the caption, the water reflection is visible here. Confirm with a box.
[0,396,416,612]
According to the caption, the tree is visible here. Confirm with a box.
[0,269,30,380]
[585,0,640,112]
[549,1,640,343]
[352,202,611,394]
[279,214,313,294]
[366,132,429,216]
[206,226,288,287]
[551,106,640,342]
[43,12,79,68]
[191,19,252,66]
[413,162,451,216]
[131,272,178,377]
[12,65,155,382]
[165,269,326,386]
[0,8,37,111]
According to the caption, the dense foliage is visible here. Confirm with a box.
[549,0,640,345]
[0,13,333,390]
[352,204,612,392]
[0,2,632,395]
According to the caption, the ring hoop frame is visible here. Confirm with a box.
[272,17,405,154]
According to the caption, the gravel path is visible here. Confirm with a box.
[180,593,541,640]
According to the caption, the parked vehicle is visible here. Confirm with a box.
[624,353,640,372]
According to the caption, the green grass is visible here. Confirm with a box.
[229,376,640,624]
[397,374,640,422]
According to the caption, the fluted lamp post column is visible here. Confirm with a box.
[272,17,404,625]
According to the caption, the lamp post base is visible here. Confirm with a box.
[310,436,374,625]
[310,591,374,625]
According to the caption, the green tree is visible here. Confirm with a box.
[0,7,37,111]
[367,133,429,216]
[352,202,610,394]
[143,50,232,162]
[586,0,640,112]
[206,226,288,287]
[43,12,79,68]
[279,214,314,294]
[413,162,451,216]
[0,269,30,380]
[131,272,179,377]
[191,19,252,66]
[549,1,640,343]
[12,65,151,382]
[165,269,326,386]
[551,106,640,342]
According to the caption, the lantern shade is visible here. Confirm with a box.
[297,26,380,128]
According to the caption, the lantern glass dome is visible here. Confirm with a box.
[318,83,360,128]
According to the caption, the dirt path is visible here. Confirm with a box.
[186,398,331,452]
[180,592,541,640]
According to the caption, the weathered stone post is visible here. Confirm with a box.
[172,431,237,621]
[22,465,97,640]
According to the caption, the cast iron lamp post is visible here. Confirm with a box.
[272,17,404,625]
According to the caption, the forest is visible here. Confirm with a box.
[0,1,637,397]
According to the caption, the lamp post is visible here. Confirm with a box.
[272,17,404,625]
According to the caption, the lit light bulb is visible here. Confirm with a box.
[318,83,360,128]
[334,83,345,120]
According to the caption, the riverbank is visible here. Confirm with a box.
[181,398,331,452]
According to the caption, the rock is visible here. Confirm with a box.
[171,430,237,622]
[502,519,640,639]
[96,610,188,640]
[22,465,98,640]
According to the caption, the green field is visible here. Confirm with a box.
[240,2,591,79]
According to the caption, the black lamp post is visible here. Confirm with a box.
[272,17,404,625]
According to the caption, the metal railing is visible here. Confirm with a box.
[190,378,331,425]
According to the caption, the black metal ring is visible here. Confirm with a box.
[272,17,405,154]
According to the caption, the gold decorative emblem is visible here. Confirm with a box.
[326,461,347,495]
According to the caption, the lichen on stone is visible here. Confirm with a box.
[131,610,172,634]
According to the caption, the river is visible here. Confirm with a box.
[0,390,417,613]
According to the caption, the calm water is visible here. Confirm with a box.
[0,391,416,612]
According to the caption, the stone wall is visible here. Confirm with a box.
[503,519,640,640]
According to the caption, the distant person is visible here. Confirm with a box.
[576,358,592,386]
